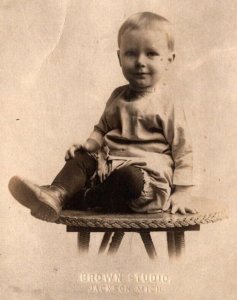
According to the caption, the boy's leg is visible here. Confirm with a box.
[52,149,96,197]
[85,166,144,212]
[8,149,97,222]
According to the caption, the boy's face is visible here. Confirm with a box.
[118,28,174,90]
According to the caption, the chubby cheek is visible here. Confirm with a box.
[121,64,134,78]
[121,59,134,71]
[120,64,129,77]
[121,68,133,82]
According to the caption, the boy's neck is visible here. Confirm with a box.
[129,84,157,94]
[125,84,157,101]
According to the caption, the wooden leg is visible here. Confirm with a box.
[107,232,125,255]
[167,231,176,260]
[98,232,113,254]
[77,230,90,254]
[140,232,157,260]
[167,230,185,260]
[174,231,185,257]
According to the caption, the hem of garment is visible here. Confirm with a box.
[87,148,172,212]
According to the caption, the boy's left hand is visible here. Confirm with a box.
[169,186,198,215]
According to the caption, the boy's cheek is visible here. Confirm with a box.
[123,57,135,67]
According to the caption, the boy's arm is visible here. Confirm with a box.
[86,114,110,150]
[85,86,123,151]
[169,186,198,214]
[65,118,108,160]
[64,112,108,159]
[65,88,121,160]
[84,106,111,152]
[164,100,194,186]
[162,99,196,214]
[83,138,101,152]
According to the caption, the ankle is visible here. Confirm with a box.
[41,185,69,207]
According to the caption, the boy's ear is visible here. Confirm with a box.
[117,50,122,66]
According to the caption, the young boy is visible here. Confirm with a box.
[9,12,197,222]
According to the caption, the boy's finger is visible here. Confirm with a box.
[65,150,71,159]
[179,207,186,215]
[73,144,82,151]
[171,205,178,214]
[186,207,198,214]
[69,148,75,158]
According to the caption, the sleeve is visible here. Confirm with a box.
[87,87,122,147]
[162,99,195,186]
[88,111,110,147]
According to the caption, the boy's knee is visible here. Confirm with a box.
[112,166,144,198]
[74,149,97,177]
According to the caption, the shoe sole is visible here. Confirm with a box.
[8,176,60,222]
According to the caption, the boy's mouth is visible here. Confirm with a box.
[134,72,150,77]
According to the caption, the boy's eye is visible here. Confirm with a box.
[147,51,159,57]
[125,51,136,56]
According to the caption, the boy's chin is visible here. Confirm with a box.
[130,82,155,91]
[129,79,160,90]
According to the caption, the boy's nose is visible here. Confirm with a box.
[136,54,146,67]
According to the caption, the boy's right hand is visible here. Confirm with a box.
[65,144,83,161]
[65,139,101,161]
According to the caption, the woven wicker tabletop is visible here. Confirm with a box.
[57,197,228,229]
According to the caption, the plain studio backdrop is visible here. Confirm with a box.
[1,1,237,299]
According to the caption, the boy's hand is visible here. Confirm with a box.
[169,186,198,215]
[65,143,83,161]
[65,139,101,161]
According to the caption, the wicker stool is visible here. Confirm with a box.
[56,197,228,260]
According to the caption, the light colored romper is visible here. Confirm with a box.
[89,84,194,213]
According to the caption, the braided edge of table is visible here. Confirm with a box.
[56,210,228,229]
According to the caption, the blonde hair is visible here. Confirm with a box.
[118,12,174,52]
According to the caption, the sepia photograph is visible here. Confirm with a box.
[1,0,237,299]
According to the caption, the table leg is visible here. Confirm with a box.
[174,230,185,257]
[140,232,157,260]
[98,232,113,254]
[107,232,125,255]
[167,231,185,260]
[167,231,176,260]
[77,230,90,254]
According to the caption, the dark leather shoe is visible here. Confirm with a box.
[8,176,68,222]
